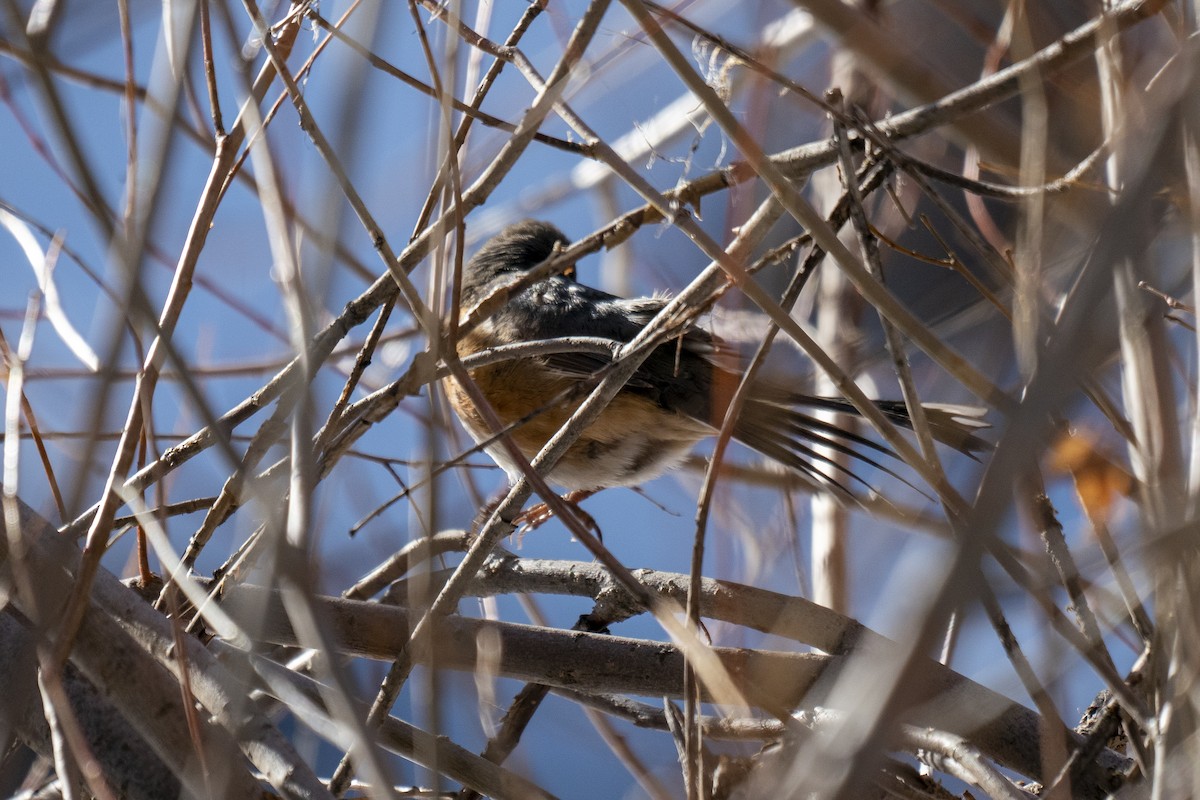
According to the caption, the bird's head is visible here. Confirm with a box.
[461,220,573,305]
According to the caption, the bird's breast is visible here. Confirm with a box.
[445,331,709,490]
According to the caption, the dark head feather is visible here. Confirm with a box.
[463,220,570,305]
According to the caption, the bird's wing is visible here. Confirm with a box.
[516,282,733,394]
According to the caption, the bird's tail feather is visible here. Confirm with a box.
[727,389,989,501]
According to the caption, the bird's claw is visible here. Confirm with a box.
[514,490,601,539]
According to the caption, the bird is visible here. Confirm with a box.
[443,219,987,521]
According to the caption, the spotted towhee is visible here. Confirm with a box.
[445,220,987,507]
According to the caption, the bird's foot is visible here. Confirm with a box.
[515,489,600,539]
